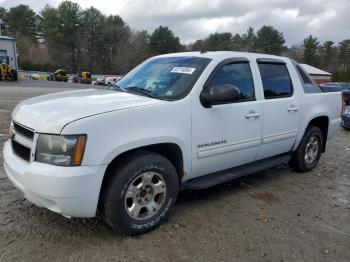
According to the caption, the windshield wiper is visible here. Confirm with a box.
[124,86,158,99]
[109,83,125,91]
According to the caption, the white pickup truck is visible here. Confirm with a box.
[3,51,342,235]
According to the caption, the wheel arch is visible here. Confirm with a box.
[305,115,329,152]
[97,142,184,212]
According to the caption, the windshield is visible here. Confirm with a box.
[112,56,211,100]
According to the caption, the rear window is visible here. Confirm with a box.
[258,63,293,99]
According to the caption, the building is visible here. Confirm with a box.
[0,35,18,72]
[299,63,331,84]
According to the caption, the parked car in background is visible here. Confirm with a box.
[319,82,350,105]
[105,75,123,86]
[94,75,109,85]
[341,107,350,129]
[30,73,39,80]
[94,75,123,86]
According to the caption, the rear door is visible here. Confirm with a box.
[256,59,300,159]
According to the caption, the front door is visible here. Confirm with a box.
[191,59,263,178]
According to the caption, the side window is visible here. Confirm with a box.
[206,62,255,101]
[296,65,313,84]
[258,63,293,99]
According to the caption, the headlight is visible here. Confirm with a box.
[35,134,87,166]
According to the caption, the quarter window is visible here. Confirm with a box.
[258,63,293,99]
[296,65,313,84]
[206,62,255,101]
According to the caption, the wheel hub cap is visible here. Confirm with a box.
[305,135,319,165]
[125,171,167,220]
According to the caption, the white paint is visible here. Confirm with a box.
[3,51,342,218]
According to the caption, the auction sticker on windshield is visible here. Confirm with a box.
[170,67,196,74]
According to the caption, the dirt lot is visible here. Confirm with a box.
[0,80,349,262]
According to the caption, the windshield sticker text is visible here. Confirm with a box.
[170,67,196,74]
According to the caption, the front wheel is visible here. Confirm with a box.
[289,126,324,172]
[101,151,179,235]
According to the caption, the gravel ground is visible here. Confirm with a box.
[0,80,349,262]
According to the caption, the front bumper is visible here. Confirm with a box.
[3,140,107,217]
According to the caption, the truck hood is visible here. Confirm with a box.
[12,89,159,133]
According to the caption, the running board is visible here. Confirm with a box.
[182,154,291,190]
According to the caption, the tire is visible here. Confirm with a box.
[289,126,324,172]
[11,70,18,81]
[101,151,179,235]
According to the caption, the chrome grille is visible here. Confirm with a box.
[13,122,34,140]
[11,140,31,161]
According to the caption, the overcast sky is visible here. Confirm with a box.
[1,0,349,45]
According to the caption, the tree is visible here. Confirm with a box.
[338,39,350,69]
[190,39,205,51]
[231,33,244,51]
[99,15,131,73]
[286,45,303,62]
[0,7,6,35]
[150,26,182,54]
[242,27,256,52]
[302,35,320,66]
[204,32,233,51]
[255,25,285,55]
[5,5,38,41]
[80,7,105,71]
[57,1,82,70]
[319,41,337,72]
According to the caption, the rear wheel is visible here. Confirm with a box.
[289,126,324,172]
[101,151,179,235]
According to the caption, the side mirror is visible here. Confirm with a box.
[200,84,241,108]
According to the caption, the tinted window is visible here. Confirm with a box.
[258,63,293,99]
[207,62,255,101]
[296,65,312,84]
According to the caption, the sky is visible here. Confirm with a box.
[1,0,349,46]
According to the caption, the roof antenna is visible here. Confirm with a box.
[200,49,207,54]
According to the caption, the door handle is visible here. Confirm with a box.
[288,105,299,112]
[245,111,261,118]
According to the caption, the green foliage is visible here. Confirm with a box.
[204,32,234,51]
[338,39,350,68]
[5,5,38,41]
[21,59,55,72]
[254,26,286,55]
[190,25,286,55]
[150,26,182,54]
[0,7,6,20]
[302,35,320,66]
[241,27,256,52]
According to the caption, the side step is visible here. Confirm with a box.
[182,154,291,190]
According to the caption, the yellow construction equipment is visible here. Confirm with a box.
[0,55,17,81]
[73,67,92,84]
[48,69,69,82]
